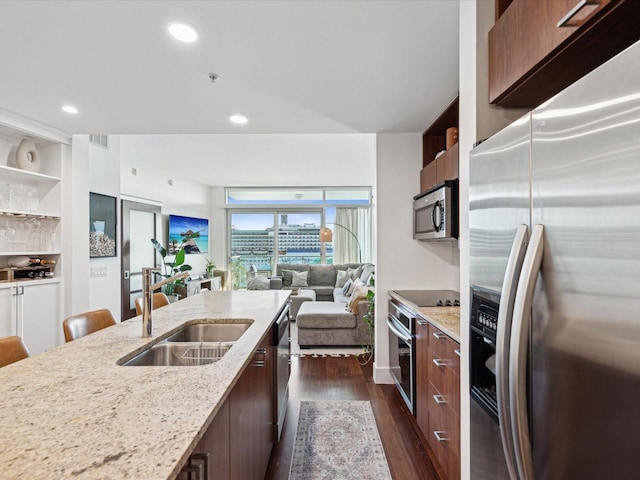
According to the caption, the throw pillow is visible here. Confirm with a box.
[247,276,270,290]
[342,279,352,296]
[348,285,374,314]
[281,270,294,287]
[291,270,309,288]
[346,266,363,281]
[335,269,350,288]
[346,277,364,296]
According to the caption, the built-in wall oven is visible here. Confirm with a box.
[388,299,417,413]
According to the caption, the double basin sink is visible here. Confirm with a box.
[119,321,252,367]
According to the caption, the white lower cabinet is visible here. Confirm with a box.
[0,280,61,355]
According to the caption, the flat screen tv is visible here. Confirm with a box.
[168,214,209,254]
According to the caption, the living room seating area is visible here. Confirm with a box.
[249,263,375,347]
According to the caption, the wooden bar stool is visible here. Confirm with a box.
[0,336,30,367]
[134,292,170,316]
[62,308,117,342]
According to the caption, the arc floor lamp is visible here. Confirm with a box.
[319,223,362,263]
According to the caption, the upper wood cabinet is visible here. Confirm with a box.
[489,0,640,108]
[420,97,459,193]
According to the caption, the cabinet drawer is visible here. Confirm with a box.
[428,324,448,358]
[428,347,447,396]
[446,337,461,376]
[427,384,460,477]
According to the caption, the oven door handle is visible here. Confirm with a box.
[387,317,412,345]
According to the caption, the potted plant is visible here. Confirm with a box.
[151,233,196,301]
[204,258,216,278]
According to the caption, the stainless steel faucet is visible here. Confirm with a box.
[141,267,190,338]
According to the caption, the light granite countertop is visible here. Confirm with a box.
[388,290,461,343]
[0,290,290,480]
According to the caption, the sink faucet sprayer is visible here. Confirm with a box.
[141,267,190,338]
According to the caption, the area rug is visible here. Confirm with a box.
[289,400,392,480]
[290,321,367,357]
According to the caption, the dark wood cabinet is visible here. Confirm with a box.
[182,398,231,480]
[180,332,274,480]
[230,333,273,480]
[489,0,640,108]
[416,319,461,480]
[420,98,459,193]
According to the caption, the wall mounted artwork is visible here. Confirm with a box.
[90,192,117,257]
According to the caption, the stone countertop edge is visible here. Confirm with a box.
[388,290,461,343]
[0,289,291,480]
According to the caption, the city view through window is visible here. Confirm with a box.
[226,187,371,289]
[230,211,333,288]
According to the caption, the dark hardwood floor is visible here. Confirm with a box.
[265,354,444,480]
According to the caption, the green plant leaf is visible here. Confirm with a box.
[174,248,185,266]
[151,239,167,258]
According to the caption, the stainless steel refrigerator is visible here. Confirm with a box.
[469,39,640,480]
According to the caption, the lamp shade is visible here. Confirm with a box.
[319,227,333,242]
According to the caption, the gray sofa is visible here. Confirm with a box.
[271,263,374,301]
[270,263,375,347]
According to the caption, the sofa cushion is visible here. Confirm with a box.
[309,265,336,286]
[247,276,270,290]
[297,302,356,329]
[334,269,350,288]
[359,264,375,284]
[341,279,352,296]
[290,270,309,287]
[346,266,363,281]
[277,264,310,286]
[333,287,350,304]
[311,285,335,299]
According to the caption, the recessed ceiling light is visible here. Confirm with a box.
[61,105,78,114]
[230,114,248,125]
[168,22,198,43]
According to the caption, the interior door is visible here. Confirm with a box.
[121,199,160,320]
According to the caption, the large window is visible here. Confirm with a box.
[226,187,371,288]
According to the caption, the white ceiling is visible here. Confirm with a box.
[0,0,459,136]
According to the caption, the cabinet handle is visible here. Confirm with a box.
[181,451,209,480]
[417,318,428,326]
[432,331,447,340]
[253,361,266,367]
[433,431,448,442]
[255,348,267,355]
[433,394,447,405]
[288,359,292,365]
[557,0,600,28]
[432,358,446,367]
[454,348,461,357]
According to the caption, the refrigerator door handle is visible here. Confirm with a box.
[496,224,529,480]
[509,224,544,480]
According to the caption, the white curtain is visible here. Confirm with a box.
[334,208,371,264]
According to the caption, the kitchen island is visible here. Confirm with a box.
[0,290,290,479]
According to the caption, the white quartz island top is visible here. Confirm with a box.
[0,290,290,479]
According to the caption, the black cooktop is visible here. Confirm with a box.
[392,289,460,307]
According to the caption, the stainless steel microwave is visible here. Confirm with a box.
[413,180,458,241]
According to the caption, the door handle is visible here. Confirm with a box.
[496,224,529,480]
[509,225,544,480]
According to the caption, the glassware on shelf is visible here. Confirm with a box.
[0,216,16,251]
[25,186,39,212]
[8,184,24,211]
